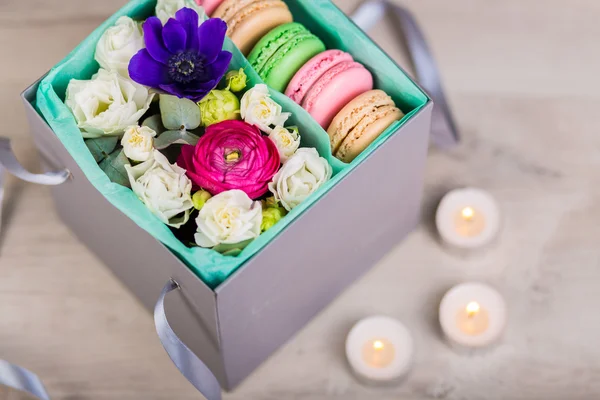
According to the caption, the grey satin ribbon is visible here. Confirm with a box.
[0,137,70,234]
[351,0,460,148]
[155,280,222,400]
[0,359,50,399]
[0,139,64,400]
[0,138,70,186]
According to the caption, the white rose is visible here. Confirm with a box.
[240,84,290,133]
[121,125,157,162]
[195,190,262,248]
[268,148,332,211]
[95,16,144,77]
[269,126,300,163]
[125,150,193,228]
[65,69,154,138]
[156,0,208,25]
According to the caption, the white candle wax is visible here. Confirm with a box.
[346,316,414,384]
[435,188,501,250]
[439,282,507,348]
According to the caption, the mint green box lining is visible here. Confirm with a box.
[35,0,428,289]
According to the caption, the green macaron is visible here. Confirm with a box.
[248,22,326,92]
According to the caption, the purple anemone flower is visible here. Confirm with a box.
[129,8,232,102]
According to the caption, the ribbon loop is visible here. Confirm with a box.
[155,280,222,400]
[351,0,460,148]
[0,137,70,186]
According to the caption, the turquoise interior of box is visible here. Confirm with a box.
[35,0,429,289]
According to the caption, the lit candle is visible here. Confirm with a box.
[435,188,501,250]
[345,316,414,384]
[439,282,507,348]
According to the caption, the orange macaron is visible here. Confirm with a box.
[212,0,293,55]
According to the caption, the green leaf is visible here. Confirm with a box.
[160,94,201,130]
[142,114,166,134]
[99,149,131,188]
[154,130,200,150]
[212,239,253,256]
[85,137,119,163]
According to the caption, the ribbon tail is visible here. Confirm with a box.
[154,280,222,400]
[351,1,460,148]
[0,360,50,400]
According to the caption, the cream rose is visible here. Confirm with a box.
[240,84,290,133]
[195,190,263,248]
[269,126,300,163]
[156,0,207,25]
[95,16,144,77]
[268,148,332,211]
[125,150,193,228]
[65,69,154,138]
[121,125,157,162]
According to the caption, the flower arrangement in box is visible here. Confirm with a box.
[63,1,332,254]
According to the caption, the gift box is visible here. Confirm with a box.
[20,0,432,391]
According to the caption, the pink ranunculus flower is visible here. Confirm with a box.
[178,120,281,199]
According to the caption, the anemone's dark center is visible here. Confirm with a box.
[168,52,205,84]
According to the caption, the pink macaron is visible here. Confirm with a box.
[285,49,373,128]
[196,0,225,16]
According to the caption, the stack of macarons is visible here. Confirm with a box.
[246,24,376,129]
[245,22,404,163]
[202,0,405,163]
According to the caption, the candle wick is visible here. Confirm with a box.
[465,301,480,318]
[462,207,475,221]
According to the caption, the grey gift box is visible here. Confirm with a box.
[21,78,432,390]
[15,1,442,392]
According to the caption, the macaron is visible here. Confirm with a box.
[285,50,373,128]
[285,49,353,104]
[213,0,293,55]
[247,22,326,93]
[327,90,404,163]
[197,0,225,16]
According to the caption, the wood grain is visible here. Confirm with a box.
[1,0,599,399]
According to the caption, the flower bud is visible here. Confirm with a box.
[261,207,285,232]
[192,190,213,210]
[225,68,248,92]
[198,90,241,127]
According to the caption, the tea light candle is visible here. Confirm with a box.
[439,282,507,348]
[346,316,414,384]
[435,188,501,250]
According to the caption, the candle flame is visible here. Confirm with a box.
[461,207,475,221]
[373,340,385,350]
[466,301,480,317]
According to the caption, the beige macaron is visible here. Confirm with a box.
[327,90,404,163]
[213,0,293,55]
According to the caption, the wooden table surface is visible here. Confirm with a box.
[1,0,599,399]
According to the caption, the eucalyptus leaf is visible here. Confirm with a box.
[142,114,166,134]
[85,137,119,163]
[212,239,253,256]
[160,94,201,130]
[154,130,200,150]
[99,149,131,188]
